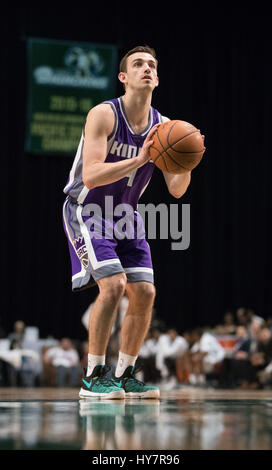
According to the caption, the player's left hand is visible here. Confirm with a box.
[137,123,161,166]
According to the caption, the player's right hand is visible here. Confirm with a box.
[137,123,161,166]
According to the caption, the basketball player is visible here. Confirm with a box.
[63,46,195,399]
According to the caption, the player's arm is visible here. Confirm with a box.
[82,104,160,189]
[160,116,191,199]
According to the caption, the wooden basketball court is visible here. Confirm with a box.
[1,387,271,451]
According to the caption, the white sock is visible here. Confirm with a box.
[115,352,137,378]
[87,354,105,376]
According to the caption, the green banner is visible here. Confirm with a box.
[25,38,117,155]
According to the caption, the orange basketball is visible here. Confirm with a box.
[149,120,205,174]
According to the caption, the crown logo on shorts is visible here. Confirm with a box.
[73,237,89,268]
[73,236,85,251]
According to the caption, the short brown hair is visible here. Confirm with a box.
[119,45,157,73]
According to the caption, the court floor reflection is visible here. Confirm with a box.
[79,398,272,450]
[0,400,84,449]
[1,396,272,450]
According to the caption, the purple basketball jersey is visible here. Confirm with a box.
[63,97,162,212]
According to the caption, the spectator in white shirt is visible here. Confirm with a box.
[44,338,80,387]
[186,328,225,385]
[154,328,189,389]
[179,328,225,385]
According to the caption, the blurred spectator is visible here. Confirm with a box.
[138,327,162,383]
[236,307,264,331]
[179,328,225,385]
[218,321,270,389]
[0,340,20,386]
[139,327,161,358]
[17,344,40,387]
[248,320,261,343]
[256,327,272,359]
[155,327,189,389]
[214,311,237,335]
[232,326,249,353]
[8,321,25,347]
[0,339,40,387]
[247,308,265,327]
[239,320,261,355]
[43,338,80,387]
[238,326,272,389]
[255,327,272,387]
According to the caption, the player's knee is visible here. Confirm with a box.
[99,273,127,304]
[144,283,156,302]
[131,282,156,305]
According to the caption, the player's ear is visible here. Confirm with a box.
[118,72,127,86]
[155,75,159,88]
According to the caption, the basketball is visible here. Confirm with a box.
[149,120,205,174]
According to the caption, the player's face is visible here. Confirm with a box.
[119,52,159,92]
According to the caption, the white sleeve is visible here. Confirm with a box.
[201,334,225,363]
[191,341,200,353]
[139,339,156,358]
[167,337,188,357]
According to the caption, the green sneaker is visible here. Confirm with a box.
[113,366,160,399]
[79,365,125,399]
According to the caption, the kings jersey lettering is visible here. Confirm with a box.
[110,140,142,159]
